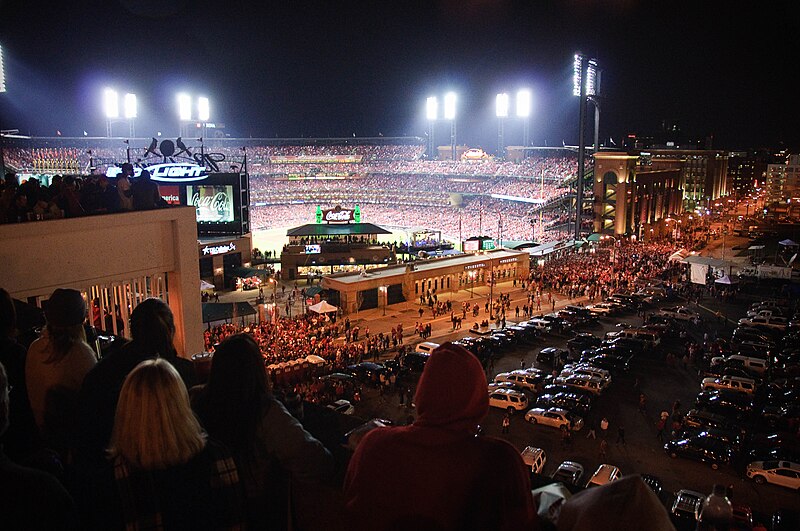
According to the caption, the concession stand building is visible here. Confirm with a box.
[281,205,396,280]
[322,249,530,314]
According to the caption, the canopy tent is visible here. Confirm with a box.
[287,223,392,237]
[668,249,690,262]
[200,280,215,291]
[586,233,602,242]
[714,274,738,285]
[308,300,338,313]
[778,239,798,247]
[306,354,327,365]
[201,302,257,323]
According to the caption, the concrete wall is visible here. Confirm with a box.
[0,207,203,357]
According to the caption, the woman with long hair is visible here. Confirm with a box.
[192,333,334,530]
[25,288,96,453]
[106,358,244,530]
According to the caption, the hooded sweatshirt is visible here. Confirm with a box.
[344,342,537,531]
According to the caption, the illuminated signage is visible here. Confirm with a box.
[319,204,361,223]
[106,163,208,182]
[305,244,321,254]
[202,242,236,256]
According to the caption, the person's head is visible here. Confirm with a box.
[109,358,205,470]
[120,163,133,177]
[130,298,175,356]
[140,169,151,180]
[98,176,109,189]
[0,362,9,437]
[0,288,16,338]
[413,342,488,433]
[43,288,87,362]
[199,333,269,452]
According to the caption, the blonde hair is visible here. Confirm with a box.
[109,358,205,470]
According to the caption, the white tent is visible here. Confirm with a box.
[200,280,215,291]
[306,354,327,365]
[308,300,338,314]
[778,239,798,247]
[714,274,738,285]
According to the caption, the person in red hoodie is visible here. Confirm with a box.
[344,342,538,531]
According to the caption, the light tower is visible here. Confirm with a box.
[444,92,457,161]
[496,93,509,158]
[516,89,531,154]
[426,96,437,159]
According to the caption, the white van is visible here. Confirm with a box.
[701,375,756,395]
[415,341,440,355]
[520,446,547,474]
[738,316,788,331]
[725,355,768,375]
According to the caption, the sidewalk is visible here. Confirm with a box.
[215,277,589,349]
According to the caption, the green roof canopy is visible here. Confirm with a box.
[286,223,392,237]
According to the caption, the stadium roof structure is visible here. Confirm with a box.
[286,223,392,237]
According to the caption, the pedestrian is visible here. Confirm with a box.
[599,438,608,460]
[638,393,647,415]
[600,417,609,439]
[519,357,526,369]
[586,421,596,439]
[616,425,625,445]
[656,418,666,442]
[501,413,510,434]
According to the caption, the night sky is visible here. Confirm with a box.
[1,0,798,151]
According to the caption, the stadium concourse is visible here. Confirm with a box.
[2,137,581,244]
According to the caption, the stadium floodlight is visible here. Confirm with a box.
[177,92,192,121]
[198,96,210,122]
[443,92,457,120]
[0,44,6,93]
[103,88,119,119]
[573,53,584,97]
[496,93,509,118]
[426,96,438,121]
[123,93,137,119]
[516,90,531,118]
[586,59,598,97]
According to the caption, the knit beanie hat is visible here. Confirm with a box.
[45,288,86,327]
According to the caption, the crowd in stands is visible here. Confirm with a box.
[0,164,168,224]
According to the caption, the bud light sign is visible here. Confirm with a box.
[106,163,208,182]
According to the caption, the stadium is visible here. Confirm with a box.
[1,135,588,261]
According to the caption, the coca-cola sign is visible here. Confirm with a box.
[189,185,234,223]
[323,205,353,223]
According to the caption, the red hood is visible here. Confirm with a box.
[414,342,488,432]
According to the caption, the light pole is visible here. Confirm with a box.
[444,92,457,161]
[572,54,600,241]
[104,88,119,137]
[496,93,508,158]
[177,92,192,137]
[516,89,531,156]
[379,286,387,315]
[426,96,437,159]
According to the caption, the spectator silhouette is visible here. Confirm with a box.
[77,298,197,466]
[0,361,78,531]
[192,333,334,530]
[130,169,163,210]
[25,288,96,457]
[93,358,244,530]
[344,342,537,531]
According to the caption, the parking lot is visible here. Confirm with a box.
[350,291,799,526]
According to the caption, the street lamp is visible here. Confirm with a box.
[426,96,437,159]
[496,93,509,157]
[444,92,457,161]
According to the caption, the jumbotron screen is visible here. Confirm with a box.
[187,184,235,223]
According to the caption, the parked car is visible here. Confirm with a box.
[560,363,612,385]
[524,407,584,431]
[326,399,354,415]
[535,391,593,416]
[639,474,663,497]
[489,388,529,413]
[746,460,800,490]
[658,306,699,321]
[585,464,620,488]
[402,351,431,372]
[537,347,569,365]
[701,375,756,395]
[695,389,754,414]
[345,362,390,387]
[587,303,616,316]
[494,370,545,393]
[671,489,704,522]
[567,334,603,354]
[552,374,607,395]
[551,461,584,486]
[520,446,547,474]
[664,436,733,469]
